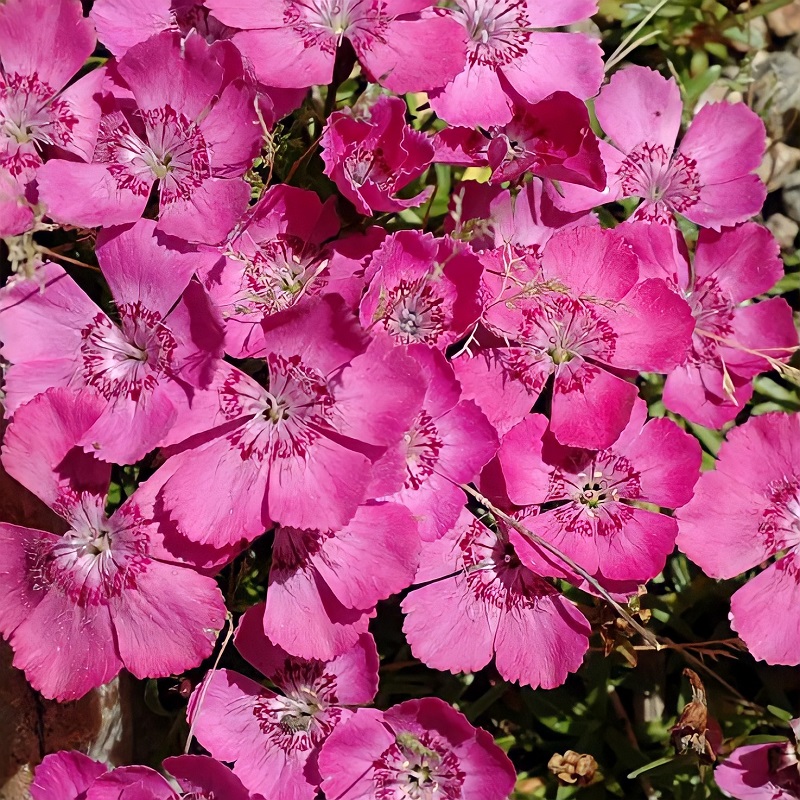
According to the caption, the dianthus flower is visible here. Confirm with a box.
[370,345,498,541]
[0,219,224,464]
[37,31,261,244]
[202,0,467,94]
[624,221,797,428]
[429,0,603,127]
[714,719,800,800]
[264,502,420,660]
[455,226,693,449]
[402,508,590,688]
[318,696,518,800]
[359,230,483,349]
[677,412,800,666]
[321,96,434,216]
[556,66,766,229]
[494,401,701,585]
[434,92,605,189]
[0,0,102,183]
[188,606,379,800]
[32,751,257,800]
[199,183,342,358]
[0,389,227,701]
[157,295,423,546]
[446,179,596,254]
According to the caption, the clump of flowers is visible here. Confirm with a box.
[1,0,798,797]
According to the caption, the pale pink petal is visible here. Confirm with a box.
[688,174,768,230]
[525,0,598,26]
[730,558,800,666]
[714,744,794,800]
[551,360,639,450]
[37,160,150,228]
[402,571,499,675]
[693,223,782,302]
[1,388,109,507]
[91,0,173,56]
[158,176,251,245]
[165,755,251,800]
[595,65,683,153]
[160,438,269,547]
[496,413,551,506]
[676,471,773,579]
[230,28,334,88]
[356,16,466,94]
[10,588,122,701]
[31,752,107,800]
[428,63,514,127]
[502,31,603,105]
[494,592,589,689]
[204,0,284,29]
[46,68,105,162]
[107,543,226,679]
[265,531,371,661]
[312,503,419,611]
[0,0,96,93]
[95,219,205,315]
[86,767,176,800]
[727,299,798,377]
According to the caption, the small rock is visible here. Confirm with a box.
[768,0,800,37]
[782,170,800,223]
[767,213,800,250]
[759,141,800,191]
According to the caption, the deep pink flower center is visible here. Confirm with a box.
[80,303,176,402]
[222,355,335,459]
[286,0,385,51]
[373,732,464,800]
[236,234,330,315]
[39,494,147,605]
[404,410,443,489]
[451,0,530,67]
[380,279,447,344]
[345,144,393,189]
[618,143,700,221]
[254,660,342,752]
[97,106,210,202]
[684,275,735,365]
[519,294,617,365]
[761,477,800,552]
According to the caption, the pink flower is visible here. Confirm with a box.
[318,696,518,800]
[31,751,108,800]
[455,226,694,449]
[402,507,590,688]
[446,179,596,253]
[558,66,766,229]
[624,221,798,428]
[0,0,102,183]
[91,0,234,56]
[0,389,227,701]
[715,721,800,800]
[429,0,603,127]
[677,412,800,666]
[188,606,379,800]
[0,219,224,464]
[371,345,498,541]
[199,183,342,358]
[359,230,483,349]
[264,502,420,660]
[203,0,467,94]
[434,92,605,189]
[37,32,261,243]
[32,752,256,800]
[157,295,424,547]
[321,96,434,216]
[494,400,701,585]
